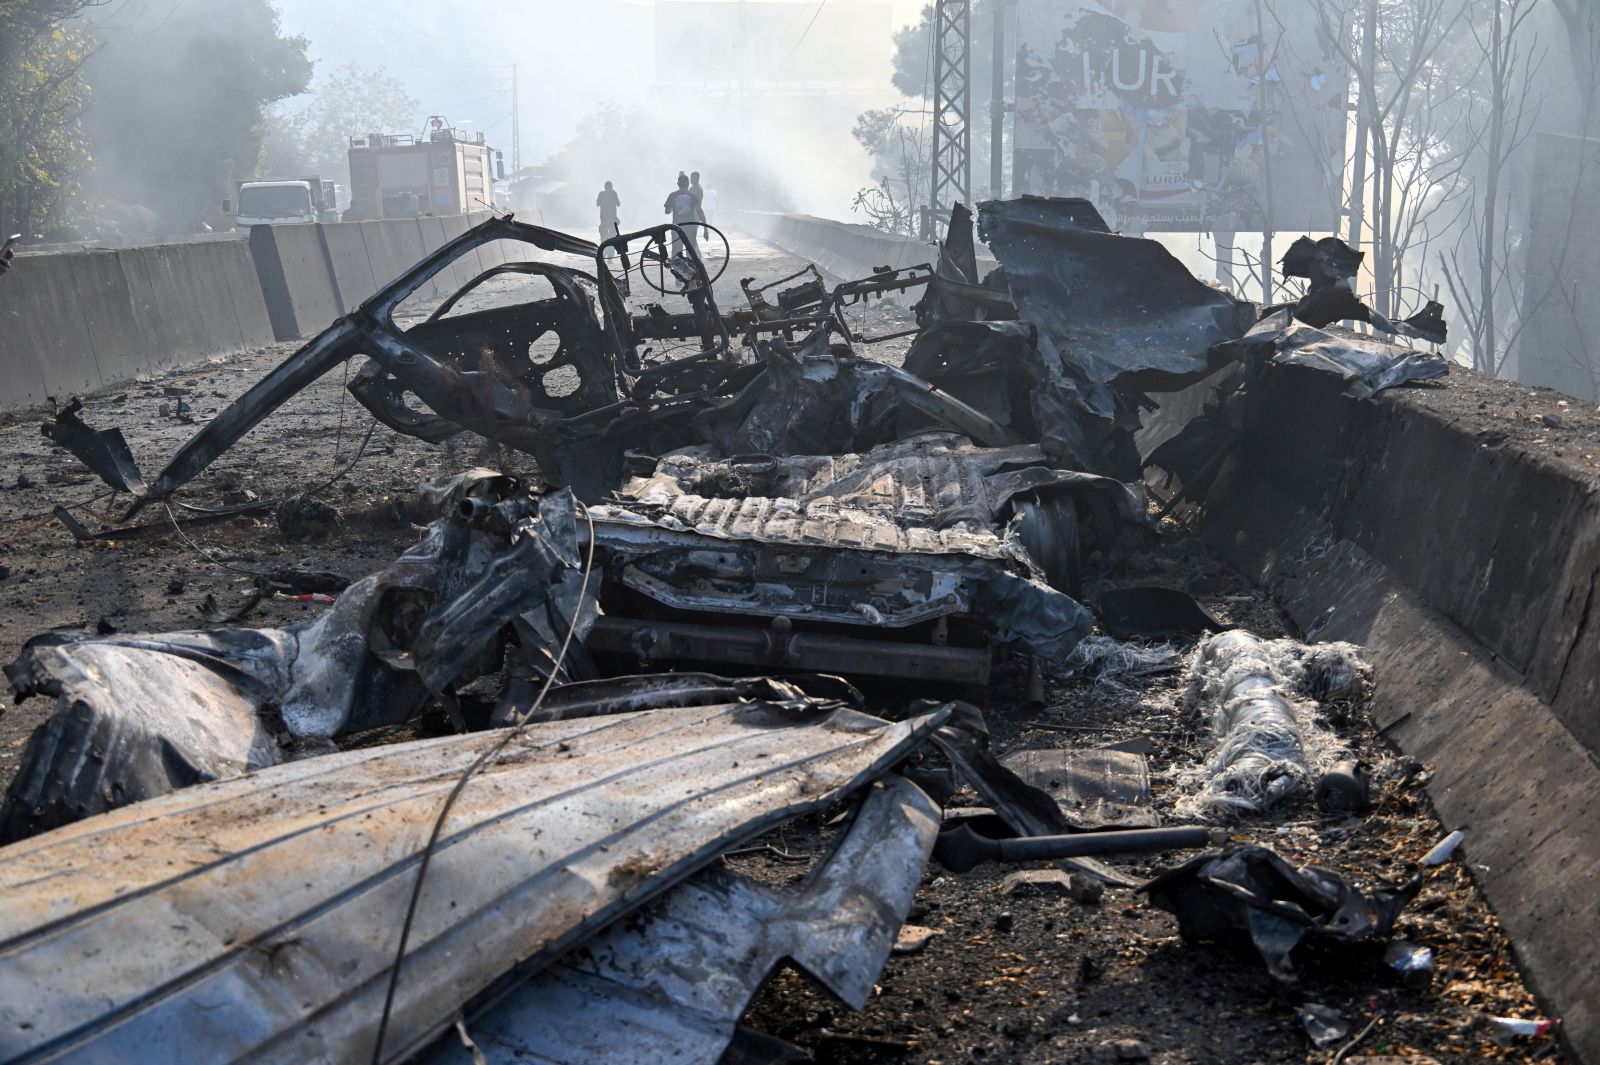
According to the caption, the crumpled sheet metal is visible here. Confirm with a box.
[420,775,939,1065]
[694,331,1022,459]
[0,696,953,1065]
[1277,235,1448,345]
[1001,747,1157,831]
[979,197,1257,392]
[903,320,1039,433]
[1259,312,1449,397]
[616,432,1146,552]
[1142,844,1420,997]
[0,487,592,841]
[591,435,1100,657]
[592,510,1092,656]
[40,399,147,495]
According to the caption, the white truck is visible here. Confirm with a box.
[225,177,337,231]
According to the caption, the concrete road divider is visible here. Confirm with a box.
[318,222,378,315]
[726,209,941,279]
[250,224,341,341]
[0,239,274,411]
[1152,362,1600,1064]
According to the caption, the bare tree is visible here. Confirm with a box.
[1439,0,1546,374]
[851,105,932,237]
[1313,0,1472,322]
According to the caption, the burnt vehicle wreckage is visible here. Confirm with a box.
[1,198,1477,1061]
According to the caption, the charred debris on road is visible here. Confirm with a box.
[1,199,1520,1063]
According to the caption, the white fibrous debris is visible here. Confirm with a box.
[1063,635,1182,688]
[1173,631,1369,820]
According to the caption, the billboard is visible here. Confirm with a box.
[655,1,892,87]
[1012,0,1347,232]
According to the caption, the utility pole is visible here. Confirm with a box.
[738,0,748,141]
[989,0,1007,200]
[1348,0,1375,263]
[930,0,972,235]
[1253,0,1276,304]
[510,64,521,179]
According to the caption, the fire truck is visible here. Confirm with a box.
[345,117,503,221]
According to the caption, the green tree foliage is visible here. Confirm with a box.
[0,0,104,237]
[79,0,311,233]
[268,63,420,185]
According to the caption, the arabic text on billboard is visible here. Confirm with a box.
[1013,0,1347,233]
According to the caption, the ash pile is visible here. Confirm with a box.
[1,202,1535,1064]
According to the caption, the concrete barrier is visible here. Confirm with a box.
[121,240,272,372]
[1154,363,1600,1063]
[0,253,104,404]
[414,216,454,300]
[68,251,146,390]
[319,222,377,315]
[432,214,476,298]
[250,224,340,341]
[0,239,275,410]
[358,219,427,298]
[726,209,943,279]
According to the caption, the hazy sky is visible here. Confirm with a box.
[269,0,927,163]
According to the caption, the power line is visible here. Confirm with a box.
[781,0,828,65]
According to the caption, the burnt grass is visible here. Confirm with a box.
[0,235,1567,1064]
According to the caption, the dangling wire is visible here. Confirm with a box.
[369,500,597,1064]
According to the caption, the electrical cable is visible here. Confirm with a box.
[782,0,828,65]
[0,489,115,528]
[368,501,597,1065]
[160,420,378,580]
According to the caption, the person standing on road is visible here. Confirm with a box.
[689,171,706,224]
[700,183,718,230]
[663,172,699,259]
[688,170,708,249]
[596,181,621,241]
[0,249,12,278]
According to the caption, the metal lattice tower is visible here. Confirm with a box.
[929,0,972,232]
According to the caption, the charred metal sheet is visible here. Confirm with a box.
[1262,314,1449,397]
[518,671,866,723]
[965,197,1257,477]
[0,696,954,1065]
[1,487,592,840]
[1277,235,1448,345]
[587,616,994,685]
[40,398,147,495]
[979,197,1257,391]
[1098,586,1228,639]
[1146,311,1450,502]
[1280,235,1364,291]
[1142,845,1421,997]
[930,703,1139,887]
[917,203,1017,326]
[589,434,1105,658]
[903,320,1039,434]
[694,326,1023,458]
[1001,747,1158,831]
[419,775,939,1065]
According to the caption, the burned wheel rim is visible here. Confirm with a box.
[1013,495,1082,599]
